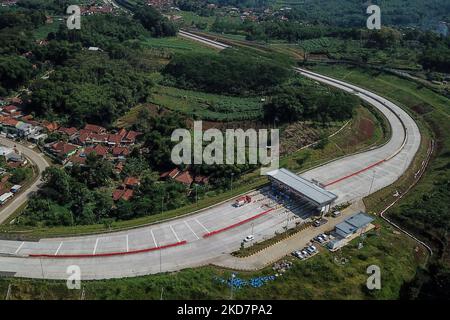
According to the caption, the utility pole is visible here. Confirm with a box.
[40,258,45,279]
[159,249,162,273]
[229,273,235,300]
[230,173,234,192]
[195,184,198,206]
[5,284,11,300]
[368,170,376,196]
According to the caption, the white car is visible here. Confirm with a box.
[244,235,254,242]
[332,211,341,218]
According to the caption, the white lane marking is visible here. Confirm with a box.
[14,242,24,254]
[169,225,180,243]
[150,229,157,247]
[195,218,209,233]
[93,238,99,255]
[184,221,199,240]
[126,235,129,252]
[54,242,63,255]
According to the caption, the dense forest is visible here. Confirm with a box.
[163,51,290,95]
[28,51,154,127]
[263,79,359,124]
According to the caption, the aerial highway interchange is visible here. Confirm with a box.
[0,42,421,279]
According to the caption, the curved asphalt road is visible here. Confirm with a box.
[0,69,421,280]
[0,137,49,224]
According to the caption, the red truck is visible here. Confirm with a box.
[234,195,252,207]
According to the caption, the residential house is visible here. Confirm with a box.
[84,124,106,134]
[174,171,193,186]
[46,141,80,163]
[15,121,37,137]
[111,146,130,160]
[160,168,180,180]
[82,144,108,158]
[124,177,140,189]
[112,187,134,201]
[41,121,59,133]
[1,105,18,115]
[57,127,78,140]
[107,134,122,146]
[67,153,87,167]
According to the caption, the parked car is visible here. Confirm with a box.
[332,211,341,218]
[296,252,306,260]
[313,218,328,227]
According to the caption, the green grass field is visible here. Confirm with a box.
[149,85,264,121]
[33,21,61,40]
[141,36,220,55]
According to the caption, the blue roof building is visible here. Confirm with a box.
[335,212,374,239]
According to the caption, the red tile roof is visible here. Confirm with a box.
[122,189,134,201]
[77,132,91,144]
[174,171,193,186]
[124,177,140,187]
[90,133,107,143]
[58,127,78,136]
[112,188,125,201]
[43,122,59,132]
[1,117,18,127]
[108,134,122,145]
[84,144,108,157]
[112,146,130,157]
[69,155,86,165]
[51,141,78,156]
[118,128,128,139]
[84,124,106,134]
[160,168,180,179]
[2,105,17,113]
[112,188,134,201]
[122,130,142,143]
[21,114,33,121]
